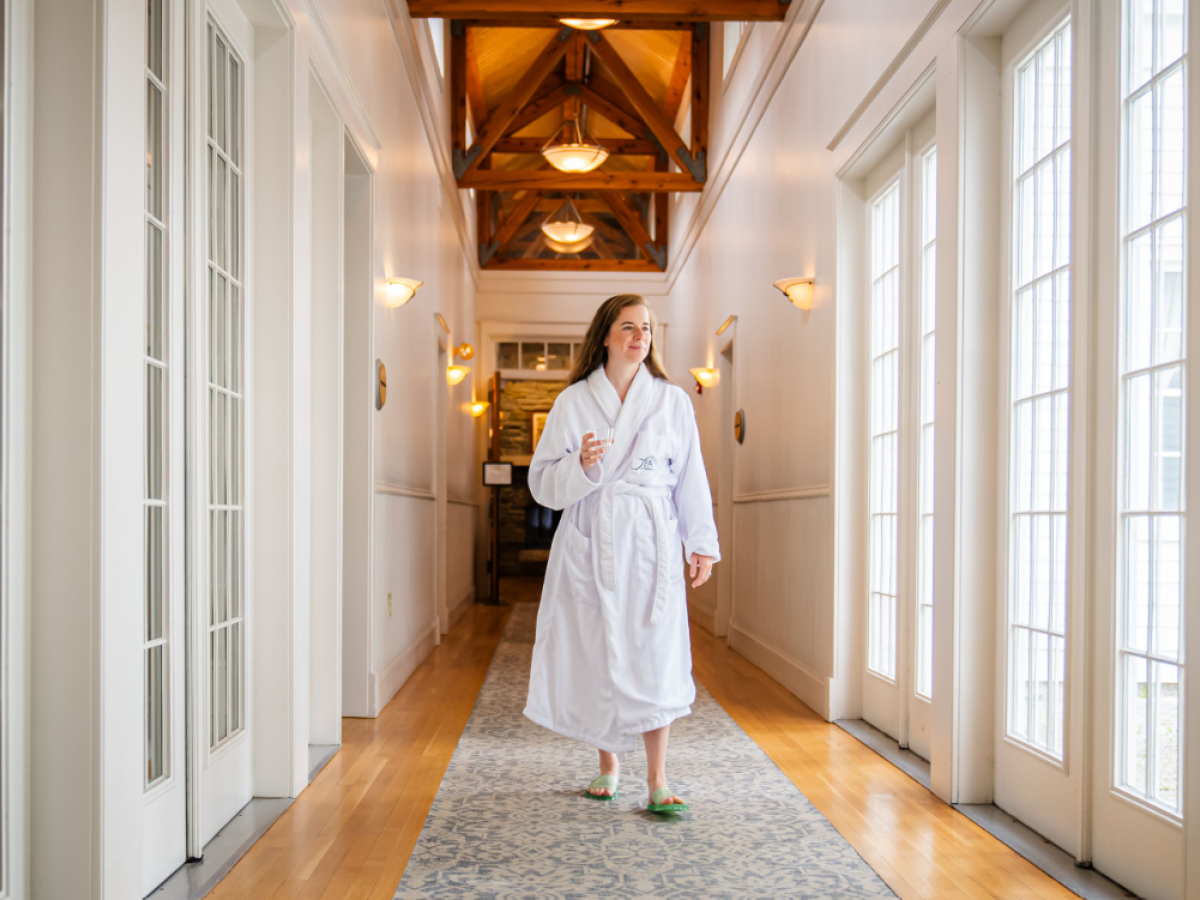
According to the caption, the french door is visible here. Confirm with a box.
[144,0,255,890]
[862,114,938,761]
[1091,1,1188,897]
[142,0,188,891]
[189,0,254,851]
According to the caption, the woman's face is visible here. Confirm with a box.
[603,304,652,366]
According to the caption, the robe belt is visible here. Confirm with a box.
[597,483,673,625]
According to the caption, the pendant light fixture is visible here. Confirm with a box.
[540,198,594,252]
[541,116,609,174]
[558,18,617,30]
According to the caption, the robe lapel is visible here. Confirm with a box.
[611,364,655,461]
[586,366,621,428]
[586,364,657,478]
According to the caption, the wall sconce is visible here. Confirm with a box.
[447,365,469,386]
[470,400,490,417]
[688,367,715,394]
[386,277,423,308]
[453,342,475,361]
[774,278,814,311]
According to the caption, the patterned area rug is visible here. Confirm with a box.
[393,604,897,899]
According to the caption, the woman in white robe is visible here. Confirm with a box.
[523,294,720,813]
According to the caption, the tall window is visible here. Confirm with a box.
[145,0,169,788]
[868,180,901,680]
[427,19,445,78]
[207,22,245,749]
[916,147,937,699]
[723,21,748,80]
[1117,0,1187,813]
[1007,19,1072,759]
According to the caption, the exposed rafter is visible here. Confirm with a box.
[585,30,703,181]
[599,190,663,269]
[408,1,790,21]
[453,26,574,177]
[458,170,703,191]
[480,189,544,265]
[444,12,715,268]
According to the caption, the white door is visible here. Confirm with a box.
[142,0,188,891]
[1090,1,1188,897]
[189,0,254,850]
[860,116,937,760]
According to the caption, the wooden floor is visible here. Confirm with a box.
[209,578,1079,900]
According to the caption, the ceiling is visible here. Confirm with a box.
[407,2,789,270]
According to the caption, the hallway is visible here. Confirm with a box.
[201,578,1077,900]
[5,0,1199,897]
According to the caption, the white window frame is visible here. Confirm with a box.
[1001,14,1075,765]
[915,142,937,701]
[204,15,247,755]
[144,0,173,794]
[1113,0,1188,819]
[867,175,902,683]
[426,18,445,82]
[722,20,751,88]
[496,338,585,379]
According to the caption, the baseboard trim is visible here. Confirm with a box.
[687,599,717,636]
[448,587,475,629]
[372,621,439,716]
[728,624,831,720]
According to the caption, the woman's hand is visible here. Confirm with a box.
[580,432,606,472]
[688,553,714,589]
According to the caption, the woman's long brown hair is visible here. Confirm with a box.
[568,294,671,386]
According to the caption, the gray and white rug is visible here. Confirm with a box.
[393,604,897,899]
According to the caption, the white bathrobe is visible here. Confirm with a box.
[523,363,720,753]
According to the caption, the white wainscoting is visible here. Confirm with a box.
[727,491,834,720]
[373,488,438,714]
[447,498,478,629]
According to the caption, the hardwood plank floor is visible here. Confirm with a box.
[208,578,1078,900]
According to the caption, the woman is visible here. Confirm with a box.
[523,294,720,814]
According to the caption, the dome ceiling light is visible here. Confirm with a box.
[540,198,595,251]
[558,18,617,30]
[541,116,609,174]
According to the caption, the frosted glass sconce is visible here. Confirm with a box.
[773,278,814,311]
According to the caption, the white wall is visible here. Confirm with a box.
[22,0,478,892]
[310,0,478,714]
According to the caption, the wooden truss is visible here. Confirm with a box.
[446,15,719,271]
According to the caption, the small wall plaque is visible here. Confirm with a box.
[376,359,387,410]
[483,461,513,486]
[734,409,746,444]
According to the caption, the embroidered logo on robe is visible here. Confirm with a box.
[632,457,655,471]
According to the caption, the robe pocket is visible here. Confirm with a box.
[635,516,682,602]
[559,520,596,598]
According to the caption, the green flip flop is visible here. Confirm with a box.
[584,774,619,801]
[647,788,689,814]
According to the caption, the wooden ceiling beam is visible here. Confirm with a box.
[579,84,648,139]
[458,170,703,191]
[563,32,586,120]
[585,30,703,182]
[407,1,790,21]
[599,189,663,268]
[454,26,574,177]
[450,21,468,156]
[457,17,694,29]
[464,27,487,133]
[492,136,657,154]
[691,21,709,163]
[662,29,691,123]
[486,257,663,271]
[481,189,544,264]
[503,78,567,135]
